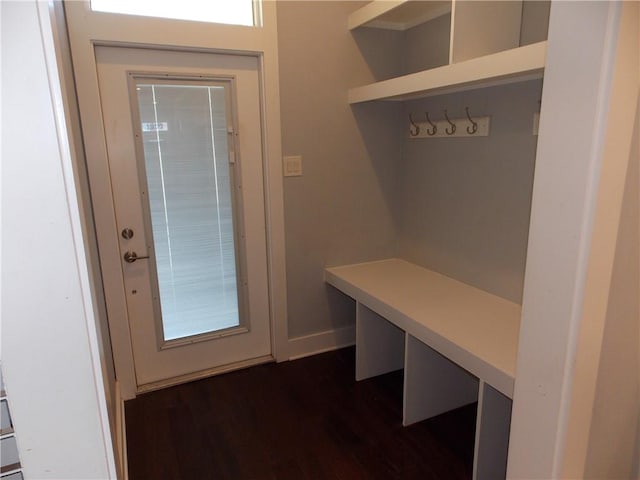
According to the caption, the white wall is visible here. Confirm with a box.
[50,0,119,462]
[1,1,116,478]
[508,2,639,477]
[584,93,639,479]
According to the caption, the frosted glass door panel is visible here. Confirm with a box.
[136,83,239,341]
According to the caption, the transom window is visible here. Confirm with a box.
[90,0,258,27]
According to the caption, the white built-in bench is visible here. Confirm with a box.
[325,258,521,480]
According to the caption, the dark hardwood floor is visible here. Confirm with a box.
[125,347,476,480]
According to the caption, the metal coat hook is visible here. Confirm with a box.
[444,109,456,135]
[425,112,437,136]
[409,113,420,137]
[465,107,478,134]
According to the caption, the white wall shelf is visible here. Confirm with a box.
[349,41,546,104]
[348,0,451,31]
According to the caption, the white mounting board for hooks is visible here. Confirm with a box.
[409,116,490,139]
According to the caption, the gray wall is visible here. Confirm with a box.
[403,13,451,75]
[350,12,451,80]
[277,1,402,338]
[520,1,551,46]
[398,80,542,303]
[277,3,544,341]
[584,96,640,480]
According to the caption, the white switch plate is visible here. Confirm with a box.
[283,155,303,177]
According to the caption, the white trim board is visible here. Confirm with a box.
[115,381,128,480]
[288,326,356,360]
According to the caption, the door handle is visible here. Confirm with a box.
[123,251,150,263]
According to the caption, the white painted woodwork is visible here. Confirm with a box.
[560,2,639,477]
[288,325,356,361]
[348,1,540,103]
[473,382,512,480]
[325,258,521,397]
[507,2,634,478]
[348,41,546,104]
[355,304,405,381]
[327,259,516,479]
[403,335,478,426]
[95,47,272,388]
[450,1,523,64]
[348,0,451,31]
[48,2,119,459]
[1,1,116,477]
[65,0,288,399]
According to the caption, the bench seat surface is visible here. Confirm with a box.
[325,258,522,397]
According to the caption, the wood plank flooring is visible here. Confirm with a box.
[125,347,476,479]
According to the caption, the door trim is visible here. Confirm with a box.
[65,1,288,399]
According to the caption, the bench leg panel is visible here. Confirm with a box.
[403,334,479,426]
[473,381,512,480]
[355,302,405,381]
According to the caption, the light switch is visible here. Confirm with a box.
[283,155,303,177]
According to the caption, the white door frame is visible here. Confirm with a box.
[508,1,639,478]
[64,1,288,400]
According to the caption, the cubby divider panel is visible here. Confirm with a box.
[473,381,512,480]
[403,334,479,426]
[355,302,405,381]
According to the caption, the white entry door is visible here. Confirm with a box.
[95,46,272,390]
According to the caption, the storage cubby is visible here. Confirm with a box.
[348,1,452,31]
[348,0,550,102]
[350,7,451,82]
[403,334,478,426]
[325,259,520,480]
[355,303,404,381]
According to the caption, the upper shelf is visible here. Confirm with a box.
[348,0,451,31]
[348,41,547,104]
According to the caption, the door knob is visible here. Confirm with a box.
[123,251,150,263]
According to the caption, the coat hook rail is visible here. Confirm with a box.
[408,109,491,139]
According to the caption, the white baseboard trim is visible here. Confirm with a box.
[288,325,355,360]
[115,381,128,480]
